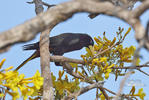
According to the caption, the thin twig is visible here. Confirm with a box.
[112,64,149,69]
[103,87,135,100]
[92,42,120,60]
[27,0,56,8]
[62,63,84,79]
[114,71,133,100]
[137,69,149,76]
[62,82,104,100]
[42,2,56,8]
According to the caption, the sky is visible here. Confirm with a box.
[0,0,149,99]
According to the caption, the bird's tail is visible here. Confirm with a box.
[23,43,39,50]
[14,52,37,71]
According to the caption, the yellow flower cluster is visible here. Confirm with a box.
[81,27,139,80]
[0,59,43,100]
[129,86,146,100]
[137,88,146,100]
[51,71,80,99]
[91,57,115,79]
[99,86,146,100]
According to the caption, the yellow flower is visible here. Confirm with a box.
[85,46,95,57]
[81,55,88,63]
[65,74,68,81]
[4,71,18,80]
[0,58,6,69]
[100,93,105,100]
[137,88,146,100]
[105,69,112,79]
[92,58,99,63]
[19,85,34,100]
[103,36,111,44]
[29,86,39,97]
[110,37,116,46]
[128,46,136,55]
[4,66,14,71]
[108,64,115,68]
[99,57,107,63]
[123,27,131,39]
[129,86,135,96]
[136,58,140,66]
[9,91,20,100]
[0,93,4,97]
[32,70,43,89]
[94,44,100,51]
[0,73,5,81]
[94,37,103,44]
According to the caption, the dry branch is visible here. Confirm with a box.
[62,81,104,100]
[50,56,85,64]
[50,55,149,77]
[62,63,84,79]
[33,0,53,99]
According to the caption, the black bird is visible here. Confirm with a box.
[15,33,94,71]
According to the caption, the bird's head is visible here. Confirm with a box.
[81,34,94,48]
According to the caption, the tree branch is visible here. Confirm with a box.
[0,0,148,53]
[62,63,84,79]
[112,64,149,69]
[50,55,149,70]
[33,0,53,99]
[62,81,104,100]
[132,0,149,18]
[50,56,85,64]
